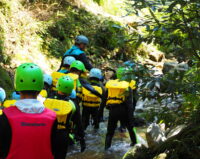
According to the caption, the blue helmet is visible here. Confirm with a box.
[63,56,76,66]
[89,68,102,80]
[43,74,53,86]
[75,35,89,45]
[12,91,21,100]
[0,88,6,102]
[69,90,76,99]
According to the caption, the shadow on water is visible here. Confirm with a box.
[67,121,133,159]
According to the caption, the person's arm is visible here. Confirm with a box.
[51,120,58,157]
[71,101,86,152]
[98,89,107,121]
[0,114,12,158]
[78,53,93,71]
[53,118,70,159]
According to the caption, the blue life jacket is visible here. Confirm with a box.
[64,45,84,56]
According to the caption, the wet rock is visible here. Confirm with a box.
[163,61,189,74]
[163,62,178,74]
[122,145,141,159]
[146,123,166,148]
[153,153,167,159]
[166,125,186,138]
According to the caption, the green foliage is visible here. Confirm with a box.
[37,1,136,61]
[83,0,127,16]
[0,66,14,97]
[129,0,200,62]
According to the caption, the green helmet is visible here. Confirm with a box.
[70,60,86,72]
[15,63,44,91]
[56,75,74,94]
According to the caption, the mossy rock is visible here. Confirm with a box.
[0,65,14,98]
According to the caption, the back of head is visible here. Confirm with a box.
[0,87,6,102]
[56,75,74,95]
[63,56,76,66]
[43,74,53,86]
[70,60,86,73]
[15,63,44,93]
[89,68,102,80]
[75,35,89,45]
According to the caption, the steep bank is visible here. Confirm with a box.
[0,0,164,94]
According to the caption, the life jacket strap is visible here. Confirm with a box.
[82,101,101,104]
[107,97,124,101]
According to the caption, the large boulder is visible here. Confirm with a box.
[146,123,167,148]
[166,125,186,138]
[163,61,189,74]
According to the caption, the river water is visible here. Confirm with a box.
[67,119,146,159]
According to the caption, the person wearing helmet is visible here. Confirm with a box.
[39,74,53,98]
[81,68,105,130]
[63,35,93,71]
[0,63,61,159]
[0,88,6,115]
[12,91,20,100]
[98,67,137,150]
[58,56,76,74]
[70,61,102,104]
[44,76,86,157]
[51,60,84,99]
[0,88,6,105]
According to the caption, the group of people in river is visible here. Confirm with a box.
[0,35,137,159]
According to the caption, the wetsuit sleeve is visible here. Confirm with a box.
[78,53,93,71]
[98,89,107,119]
[0,114,12,158]
[71,101,85,140]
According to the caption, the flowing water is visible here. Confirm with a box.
[67,118,146,159]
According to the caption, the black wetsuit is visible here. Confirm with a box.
[99,88,137,150]
[55,94,86,153]
[81,80,105,130]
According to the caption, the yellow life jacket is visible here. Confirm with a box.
[51,72,66,91]
[82,86,103,107]
[66,73,79,90]
[40,89,48,98]
[129,80,137,90]
[44,98,73,129]
[3,100,16,108]
[106,80,130,105]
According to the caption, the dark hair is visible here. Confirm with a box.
[75,43,81,46]
[89,77,100,81]
[70,68,82,73]
[63,64,70,68]
[20,91,40,96]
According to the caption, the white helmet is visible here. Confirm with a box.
[0,87,6,102]
[63,56,76,66]
[89,68,102,79]
[43,74,53,86]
